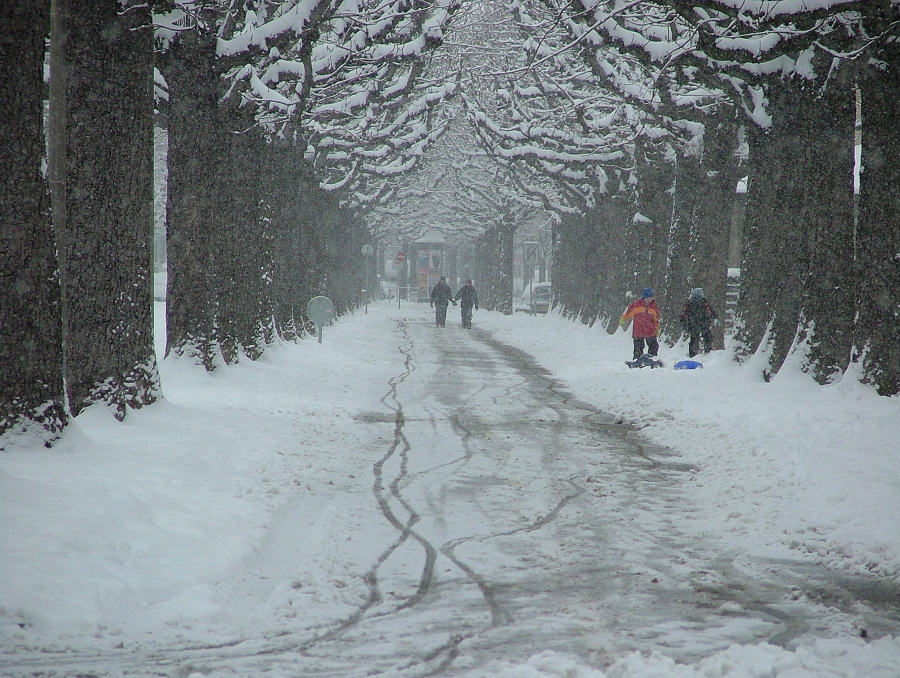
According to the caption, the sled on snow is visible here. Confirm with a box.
[673,359,703,370]
[625,354,664,369]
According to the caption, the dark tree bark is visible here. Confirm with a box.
[217,122,266,364]
[553,188,633,329]
[0,0,67,446]
[600,192,628,332]
[243,136,277,356]
[551,213,588,320]
[62,0,159,418]
[574,211,605,324]
[164,31,223,370]
[264,144,302,341]
[633,140,675,319]
[168,53,287,365]
[254,141,292,345]
[735,76,856,382]
[734,82,809,378]
[475,222,514,315]
[803,81,856,383]
[733,124,776,363]
[475,227,501,311]
[497,224,515,315]
[317,203,347,313]
[660,151,701,339]
[691,115,744,351]
[338,214,368,314]
[292,175,331,334]
[596,192,631,330]
[621,184,647,306]
[649,116,741,347]
[290,193,366,318]
[857,43,900,395]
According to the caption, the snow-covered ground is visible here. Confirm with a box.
[1,300,898,677]
[483,309,900,581]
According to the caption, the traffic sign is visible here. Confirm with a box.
[361,244,374,256]
[395,251,406,265]
[307,296,335,343]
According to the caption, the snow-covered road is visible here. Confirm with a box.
[241,316,898,676]
[2,303,898,677]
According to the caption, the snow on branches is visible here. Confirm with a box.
[155,0,461,197]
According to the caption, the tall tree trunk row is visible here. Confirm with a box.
[164,31,224,370]
[0,0,67,445]
[856,47,900,396]
[62,0,159,418]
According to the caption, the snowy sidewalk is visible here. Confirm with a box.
[476,308,900,580]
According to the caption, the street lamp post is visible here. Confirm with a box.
[361,244,374,313]
[394,250,406,308]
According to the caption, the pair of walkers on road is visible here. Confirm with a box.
[430,277,479,329]
[619,287,720,361]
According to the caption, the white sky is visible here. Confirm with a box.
[1,300,897,676]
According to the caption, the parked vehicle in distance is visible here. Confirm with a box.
[515,281,552,314]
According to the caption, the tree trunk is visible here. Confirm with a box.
[500,225,515,315]
[857,47,900,395]
[217,123,265,364]
[551,214,584,320]
[692,115,744,351]
[656,117,742,348]
[63,0,159,418]
[661,151,701,340]
[634,140,675,321]
[803,81,856,383]
[164,31,223,370]
[554,192,631,329]
[575,209,604,324]
[0,0,67,445]
[733,125,774,363]
[734,82,808,378]
[475,227,501,311]
[735,77,855,382]
[475,222,515,315]
[601,190,635,330]
[265,143,310,342]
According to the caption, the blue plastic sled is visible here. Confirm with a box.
[674,360,703,370]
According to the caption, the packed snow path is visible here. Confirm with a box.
[2,310,897,677]
[298,318,897,676]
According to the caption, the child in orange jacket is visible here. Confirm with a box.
[620,288,660,360]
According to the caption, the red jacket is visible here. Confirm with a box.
[621,298,660,338]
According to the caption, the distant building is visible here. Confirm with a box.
[414,231,447,301]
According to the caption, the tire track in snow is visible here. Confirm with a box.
[374,321,438,607]
[423,330,589,630]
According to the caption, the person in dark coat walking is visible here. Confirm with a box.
[680,287,720,357]
[430,276,453,327]
[454,279,479,329]
[620,287,660,360]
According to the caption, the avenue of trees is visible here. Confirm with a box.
[462,0,898,395]
[1,0,459,446]
[1,0,897,449]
